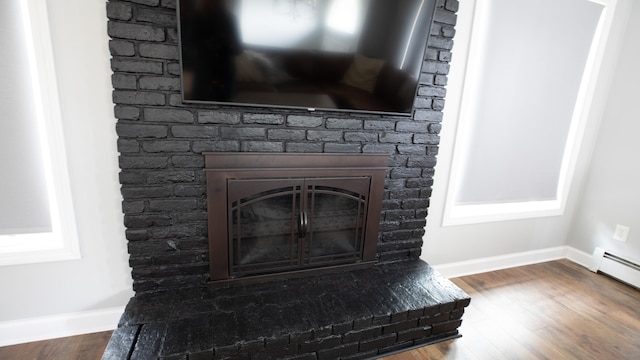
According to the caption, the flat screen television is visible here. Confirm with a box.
[177,0,437,116]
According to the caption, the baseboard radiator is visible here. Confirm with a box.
[589,247,640,289]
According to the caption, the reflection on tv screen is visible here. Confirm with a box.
[178,0,437,115]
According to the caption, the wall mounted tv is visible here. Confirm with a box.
[177,0,437,116]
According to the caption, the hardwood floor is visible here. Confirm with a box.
[0,330,112,360]
[1,260,638,359]
[382,259,640,360]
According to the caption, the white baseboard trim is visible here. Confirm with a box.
[565,246,594,269]
[0,306,123,347]
[431,246,592,278]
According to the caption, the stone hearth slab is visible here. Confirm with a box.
[103,260,470,360]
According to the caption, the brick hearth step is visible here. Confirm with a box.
[103,260,470,360]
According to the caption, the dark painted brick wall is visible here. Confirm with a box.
[107,0,458,293]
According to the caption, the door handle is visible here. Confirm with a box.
[298,211,308,238]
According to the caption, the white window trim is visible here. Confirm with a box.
[441,0,618,226]
[0,0,80,266]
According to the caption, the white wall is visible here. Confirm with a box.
[422,0,635,270]
[567,0,640,263]
[0,0,132,323]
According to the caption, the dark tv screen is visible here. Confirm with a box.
[178,0,436,115]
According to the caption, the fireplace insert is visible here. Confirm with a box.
[205,153,388,283]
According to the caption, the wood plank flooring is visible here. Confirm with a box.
[1,259,638,359]
[382,259,640,360]
[0,330,112,360]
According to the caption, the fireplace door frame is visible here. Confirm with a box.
[204,153,388,283]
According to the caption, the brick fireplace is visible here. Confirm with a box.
[103,0,468,358]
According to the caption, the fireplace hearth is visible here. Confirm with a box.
[103,260,470,360]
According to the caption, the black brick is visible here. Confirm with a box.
[139,43,179,60]
[174,185,205,197]
[286,143,323,153]
[121,186,172,199]
[124,214,172,228]
[332,321,353,335]
[241,141,284,152]
[396,122,428,133]
[268,129,306,141]
[433,99,446,111]
[428,36,455,50]
[326,118,362,129]
[111,60,163,74]
[413,97,433,109]
[113,91,165,106]
[144,108,193,123]
[125,229,149,241]
[413,133,440,145]
[385,210,415,221]
[118,139,140,153]
[359,334,397,352]
[380,133,412,144]
[148,199,197,212]
[137,8,176,26]
[117,124,167,138]
[434,9,457,26]
[363,144,396,154]
[344,132,378,142]
[307,130,342,141]
[287,115,323,127]
[122,200,145,214]
[129,0,161,7]
[428,123,442,134]
[421,61,450,76]
[243,113,284,125]
[172,125,218,138]
[161,0,176,9]
[383,319,418,335]
[342,327,382,343]
[120,156,168,169]
[432,319,463,335]
[192,140,240,153]
[106,2,133,21]
[406,178,433,188]
[171,155,204,168]
[434,74,448,86]
[317,343,359,360]
[198,111,240,124]
[120,172,146,185]
[142,141,190,153]
[324,143,361,153]
[390,168,422,179]
[439,50,453,62]
[112,74,137,89]
[397,145,426,155]
[364,120,395,130]
[114,105,140,120]
[400,219,427,229]
[418,86,447,98]
[147,170,195,184]
[109,40,135,56]
[299,335,341,353]
[139,76,181,91]
[167,63,181,76]
[220,127,264,139]
[108,22,164,41]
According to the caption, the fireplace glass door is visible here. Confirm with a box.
[228,177,370,278]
